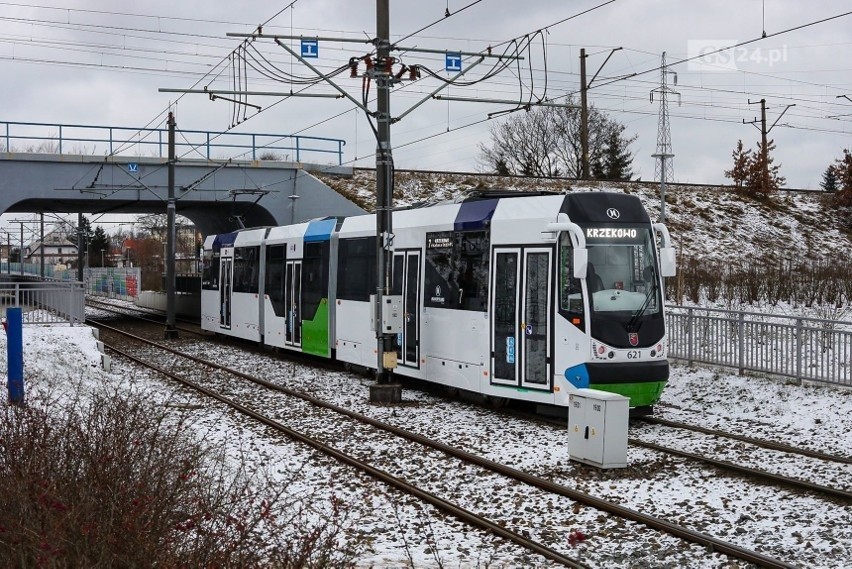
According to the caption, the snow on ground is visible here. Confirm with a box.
[2,322,852,567]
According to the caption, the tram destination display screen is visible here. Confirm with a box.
[581,224,647,245]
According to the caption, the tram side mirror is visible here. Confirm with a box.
[573,248,588,279]
[659,247,676,277]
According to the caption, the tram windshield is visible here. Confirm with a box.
[559,225,662,321]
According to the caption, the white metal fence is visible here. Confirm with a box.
[668,306,852,387]
[0,281,85,325]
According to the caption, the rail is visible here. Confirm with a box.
[668,305,852,387]
[0,281,85,325]
[1,120,346,165]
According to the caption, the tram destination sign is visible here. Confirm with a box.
[583,225,645,244]
[427,233,453,249]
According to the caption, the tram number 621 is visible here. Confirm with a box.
[627,350,641,359]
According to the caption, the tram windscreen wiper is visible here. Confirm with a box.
[627,279,657,332]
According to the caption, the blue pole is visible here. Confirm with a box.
[6,307,24,404]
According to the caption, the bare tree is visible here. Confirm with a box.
[478,95,634,179]
[551,96,628,179]
[478,106,562,176]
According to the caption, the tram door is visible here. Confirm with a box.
[284,260,302,347]
[220,257,233,329]
[491,248,552,388]
[392,251,421,368]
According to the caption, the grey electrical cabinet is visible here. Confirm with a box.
[381,295,403,333]
[568,389,629,469]
[369,295,403,333]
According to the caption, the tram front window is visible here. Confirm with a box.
[560,226,662,320]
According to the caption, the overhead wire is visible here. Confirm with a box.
[96,1,304,158]
[365,4,852,171]
[394,0,486,46]
[5,1,850,182]
[573,9,852,100]
[0,2,265,28]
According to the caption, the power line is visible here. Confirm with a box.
[395,0,486,46]
[579,9,852,98]
[0,2,264,27]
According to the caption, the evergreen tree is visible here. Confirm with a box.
[90,226,111,267]
[725,138,784,196]
[820,165,838,192]
[77,216,93,243]
[590,153,606,180]
[592,128,635,181]
[494,157,511,176]
[834,148,852,206]
[752,139,785,195]
[724,139,751,190]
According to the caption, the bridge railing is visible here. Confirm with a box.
[0,281,85,325]
[668,305,852,387]
[0,264,142,301]
[1,120,346,165]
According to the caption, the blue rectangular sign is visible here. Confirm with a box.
[506,336,515,364]
[301,39,319,59]
[446,52,462,72]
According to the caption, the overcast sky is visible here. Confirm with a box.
[2,0,852,237]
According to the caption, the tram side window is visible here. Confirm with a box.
[202,249,220,290]
[337,237,377,301]
[233,246,260,293]
[265,245,286,315]
[302,242,330,320]
[559,234,584,326]
[424,230,489,311]
[456,231,489,311]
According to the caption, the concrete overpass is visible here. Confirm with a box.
[0,121,365,235]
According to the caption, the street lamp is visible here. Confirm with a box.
[100,248,105,267]
[288,193,300,225]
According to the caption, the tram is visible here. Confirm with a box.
[201,191,676,412]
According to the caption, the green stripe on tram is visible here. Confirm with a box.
[301,299,330,357]
[591,380,667,408]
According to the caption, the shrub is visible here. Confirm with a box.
[0,390,359,567]
[675,254,852,310]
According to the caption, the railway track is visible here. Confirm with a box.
[639,415,852,465]
[92,319,586,568]
[90,316,797,569]
[520,410,852,504]
[87,299,852,503]
[625,417,852,503]
[86,298,205,336]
